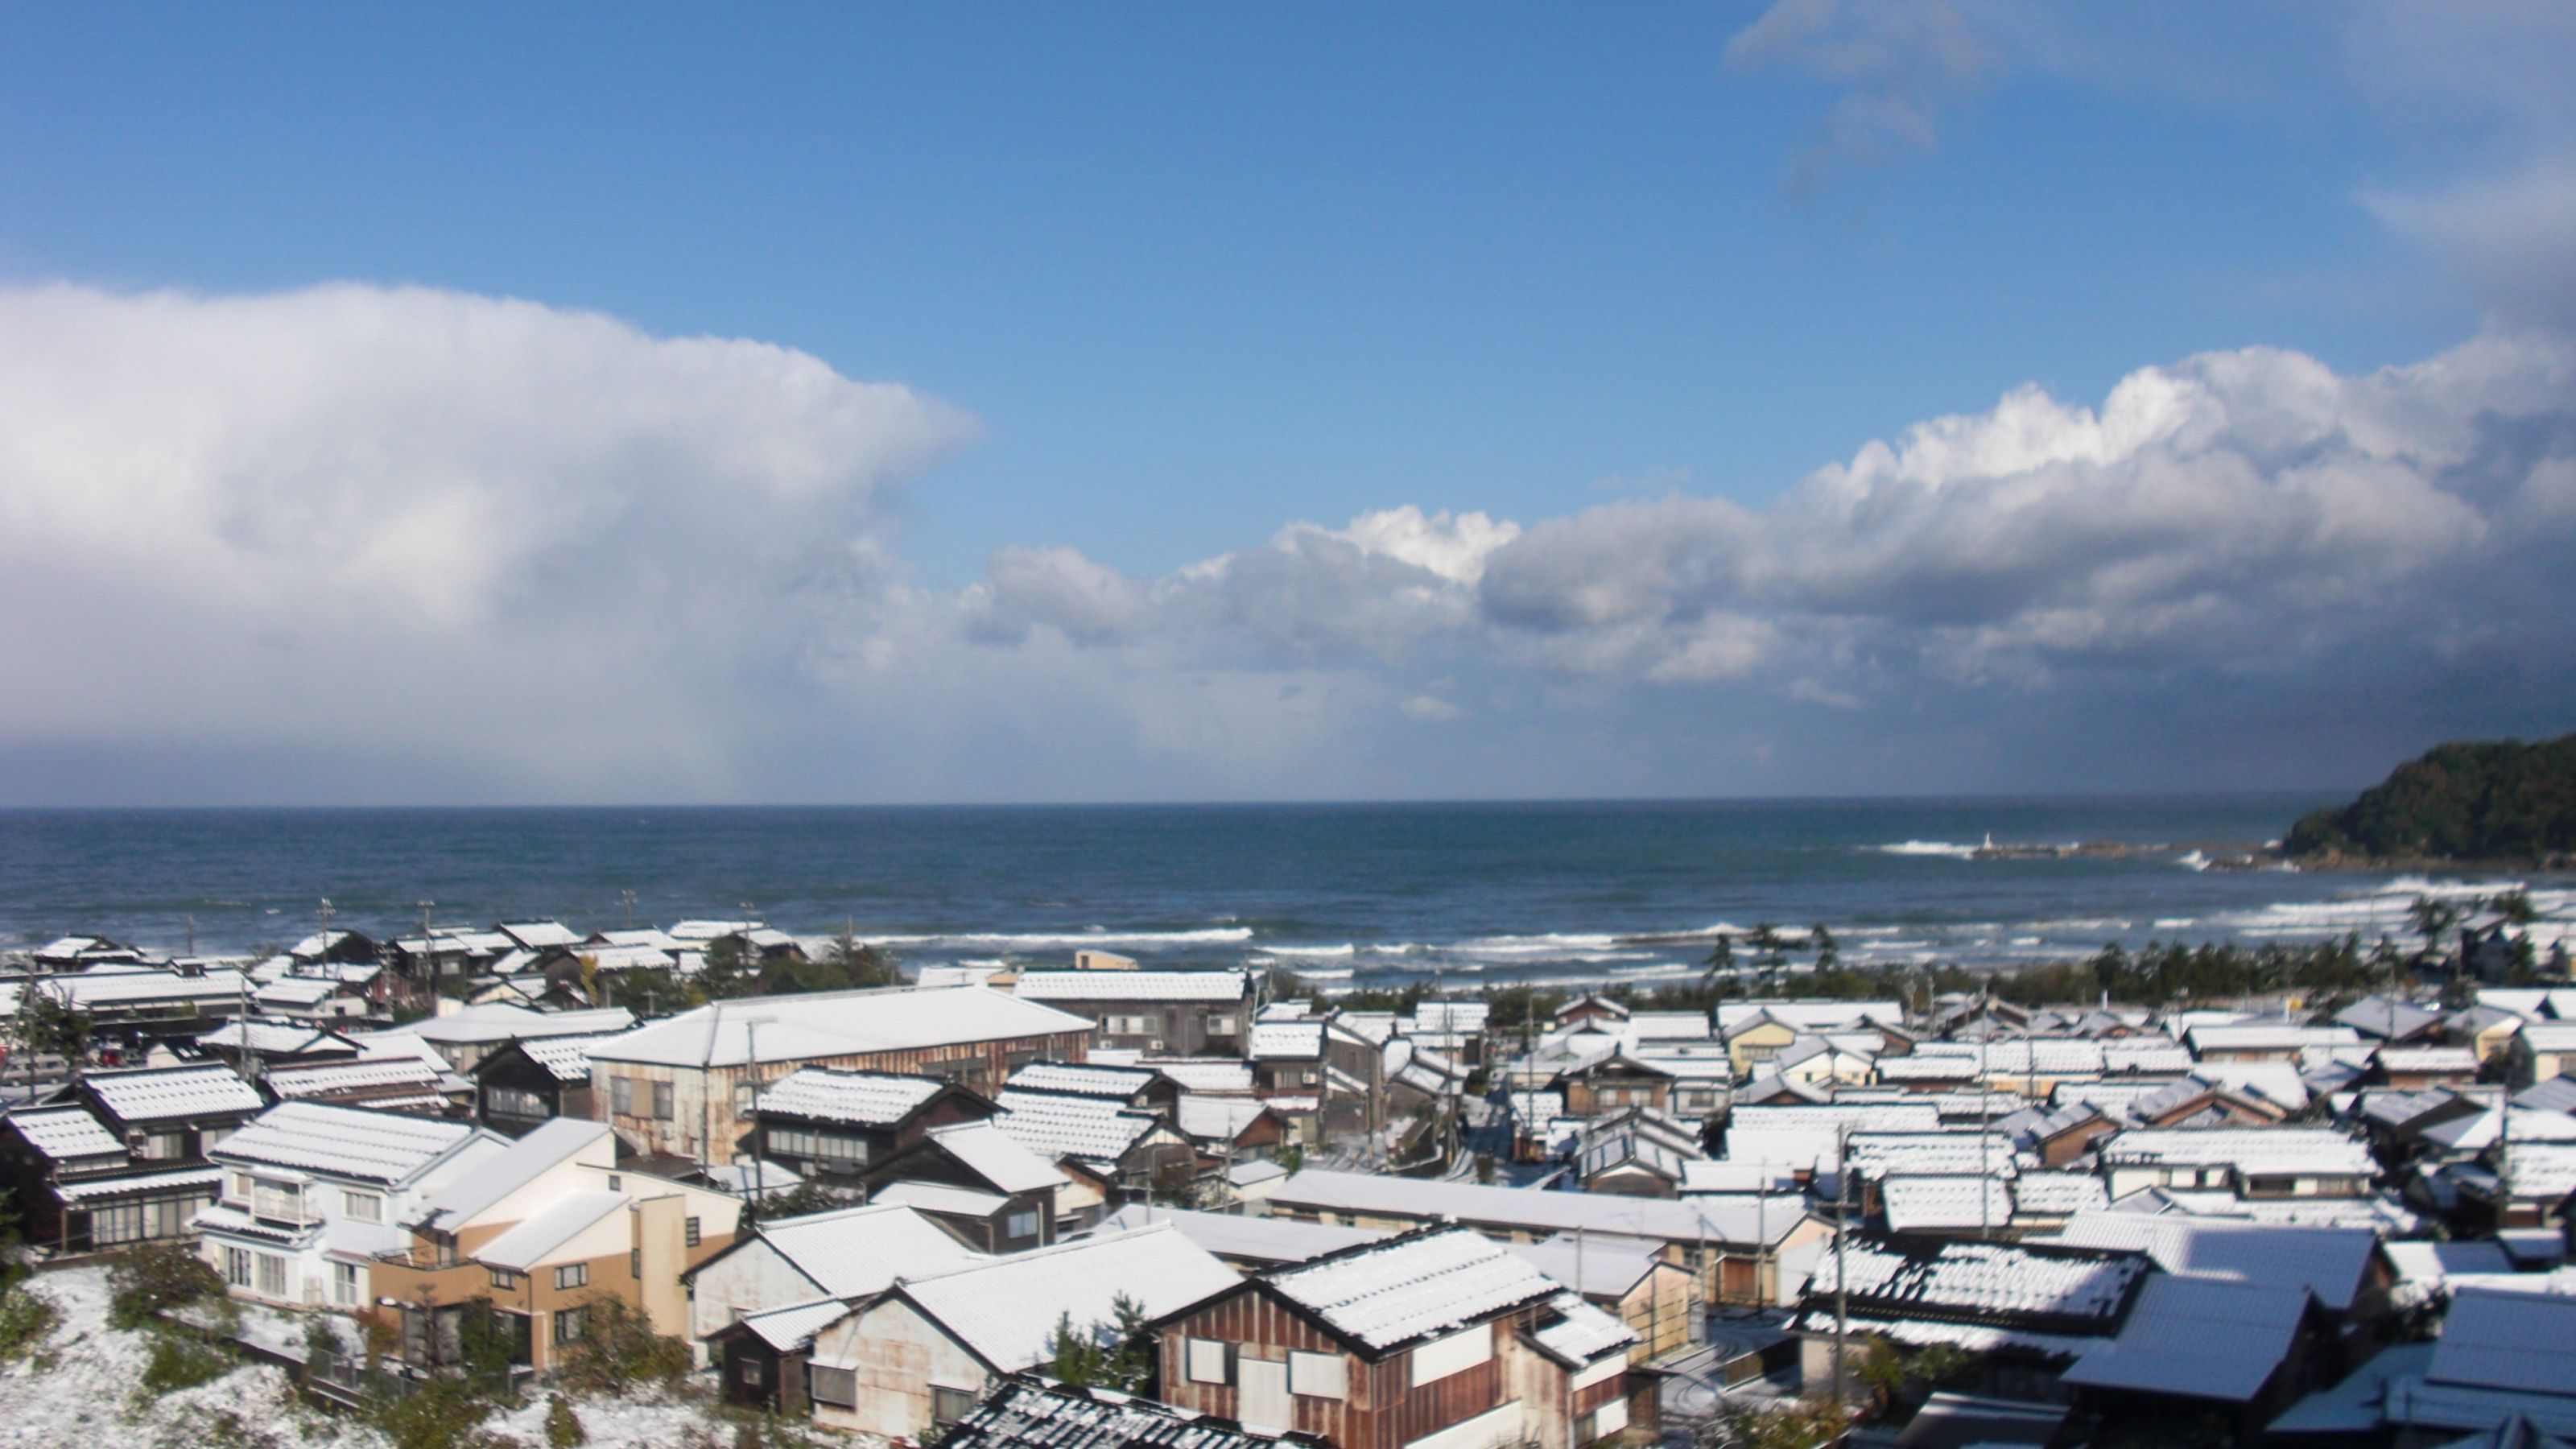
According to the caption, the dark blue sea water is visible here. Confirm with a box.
[0,798,2528,987]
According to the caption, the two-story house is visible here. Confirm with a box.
[1012,970,1253,1056]
[195,1101,512,1314]
[749,1067,999,1190]
[1152,1224,1648,1449]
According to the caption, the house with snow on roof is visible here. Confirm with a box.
[682,1200,989,1384]
[1151,1223,1650,1449]
[0,1065,266,1254]
[720,1221,1241,1436]
[862,1117,1088,1240]
[194,1101,514,1315]
[1012,969,1253,1056]
[748,1065,1001,1190]
[585,988,1091,1164]
[469,1029,634,1135]
[364,1117,744,1372]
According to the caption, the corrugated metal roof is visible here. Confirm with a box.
[590,989,1084,1067]
[758,1203,989,1296]
[930,1121,1067,1195]
[414,1117,612,1232]
[2055,1212,2378,1311]
[1264,1226,1561,1352]
[873,1180,1009,1217]
[735,1297,851,1354]
[476,1190,628,1271]
[1090,1203,1385,1265]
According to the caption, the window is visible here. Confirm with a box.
[225,1246,252,1287]
[1289,1351,1346,1400]
[1005,1210,1039,1240]
[332,1261,360,1307]
[1587,1399,1630,1441]
[487,1086,548,1118]
[490,1268,523,1290]
[229,1171,254,1203]
[651,1081,675,1120]
[609,1077,634,1115]
[553,1263,588,1290]
[766,1125,869,1165]
[807,1364,857,1408]
[737,1357,763,1386]
[91,1201,146,1245]
[254,1253,288,1298]
[555,1306,588,1345]
[135,1131,184,1162]
[1410,1325,1492,1387]
[200,1126,233,1154]
[1186,1338,1232,1385]
[1208,1015,1236,1035]
[250,1179,303,1222]
[343,1191,383,1223]
[630,1249,642,1278]
[735,1082,757,1118]
[932,1386,978,1425]
[684,1217,702,1248]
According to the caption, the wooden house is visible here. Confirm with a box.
[749,1067,998,1188]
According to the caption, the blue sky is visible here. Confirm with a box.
[4,3,2574,803]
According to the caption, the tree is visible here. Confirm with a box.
[2408,897,2464,960]
[13,988,91,1074]
[1809,923,1839,971]
[1703,933,1736,980]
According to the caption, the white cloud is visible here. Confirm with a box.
[0,282,972,798]
[1724,0,2004,192]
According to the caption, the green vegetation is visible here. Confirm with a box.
[1695,1398,1851,1449]
[741,1179,843,1222]
[552,1294,691,1396]
[1042,1294,1152,1393]
[0,1282,56,1362]
[545,1393,588,1447]
[2287,733,2576,863]
[107,1242,227,1330]
[137,1330,235,1396]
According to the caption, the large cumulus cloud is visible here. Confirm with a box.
[0,282,972,798]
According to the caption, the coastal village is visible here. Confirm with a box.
[1,910,2574,1448]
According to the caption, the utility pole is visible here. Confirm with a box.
[741,1013,776,1211]
[1832,1122,1852,1405]
[1979,1033,1992,1242]
[620,890,638,931]
[417,899,436,997]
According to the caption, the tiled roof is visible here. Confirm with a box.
[1527,1290,1637,1366]
[2096,1127,2375,1176]
[993,1091,1162,1166]
[1249,1022,1326,1060]
[1263,1226,1559,1352]
[216,1102,482,1184]
[1881,1175,2014,1233]
[81,1065,264,1122]
[514,1031,628,1084]
[945,1377,1294,1449]
[1268,1168,1814,1249]
[1806,1238,2148,1327]
[1008,1062,1163,1099]
[6,1107,126,1161]
[55,1165,223,1202]
[261,1057,448,1100]
[756,1067,947,1127]
[1146,1059,1256,1094]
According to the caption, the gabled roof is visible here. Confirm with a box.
[476,1189,628,1271]
[80,1064,264,1124]
[2337,995,2445,1041]
[2059,1275,2313,1403]
[1006,1062,1168,1100]
[1267,1168,1814,1249]
[756,1067,952,1127]
[873,1180,1009,1217]
[262,1056,448,1100]
[1803,1237,2149,1332]
[2054,1212,2377,1312]
[1525,1290,1638,1368]
[930,1120,1070,1195]
[411,1004,635,1046]
[494,921,581,950]
[712,1202,989,1300]
[1249,1022,1326,1060]
[896,1225,1241,1373]
[214,1102,485,1185]
[1147,1059,1257,1094]
[2096,1126,2375,1176]
[5,1106,126,1162]
[729,1297,852,1355]
[946,1377,1299,1449]
[412,1117,613,1233]
[1259,1225,1560,1354]
[1090,1203,1385,1266]
[589,989,1085,1067]
[993,1090,1167,1167]
[501,1030,631,1084]
[2429,1289,2576,1397]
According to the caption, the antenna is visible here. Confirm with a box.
[620,889,638,931]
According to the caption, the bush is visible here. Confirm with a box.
[552,1294,688,1396]
[108,1242,225,1329]
[138,1330,235,1396]
[370,1374,498,1449]
[0,1283,56,1361]
[545,1393,588,1447]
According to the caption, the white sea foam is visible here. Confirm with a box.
[1876,840,1980,859]
[1259,943,1359,959]
[2178,850,2208,871]
[859,925,1257,951]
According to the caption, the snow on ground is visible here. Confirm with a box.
[0,1265,853,1447]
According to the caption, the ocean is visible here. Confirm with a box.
[0,797,2553,989]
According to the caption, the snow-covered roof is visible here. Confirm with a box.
[2379,1046,2481,1074]
[1014,970,1249,1002]
[930,1120,1070,1195]
[412,1004,634,1046]
[1178,1096,1276,1143]
[254,977,341,1009]
[41,970,250,1009]
[872,1180,1009,1217]
[2428,1288,2576,1396]
[262,1057,448,1100]
[1527,1290,1637,1367]
[1808,1238,2148,1327]
[54,1165,225,1201]
[2337,996,2445,1040]
[1262,1226,1560,1352]
[495,921,581,950]
[1716,1001,1903,1032]
[216,1102,484,1184]
[6,1107,126,1161]
[590,989,1086,1068]
[591,928,683,952]
[1881,1175,2015,1233]
[476,1190,628,1271]
[1007,1062,1164,1099]
[993,1090,1164,1166]
[1268,1168,1813,1249]
[414,1117,613,1233]
[2096,1127,2375,1176]
[1144,1059,1256,1094]
[757,1067,949,1127]
[1088,1203,1385,1265]
[895,1224,1241,1373]
[510,1031,629,1084]
[194,1020,357,1057]
[1501,1233,1666,1300]
[1249,1022,1325,1060]
[80,1065,264,1123]
[2054,1212,2378,1311]
[946,1377,1294,1449]
[2060,1275,2311,1403]
[747,1203,989,1298]
[2010,1171,2111,1218]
